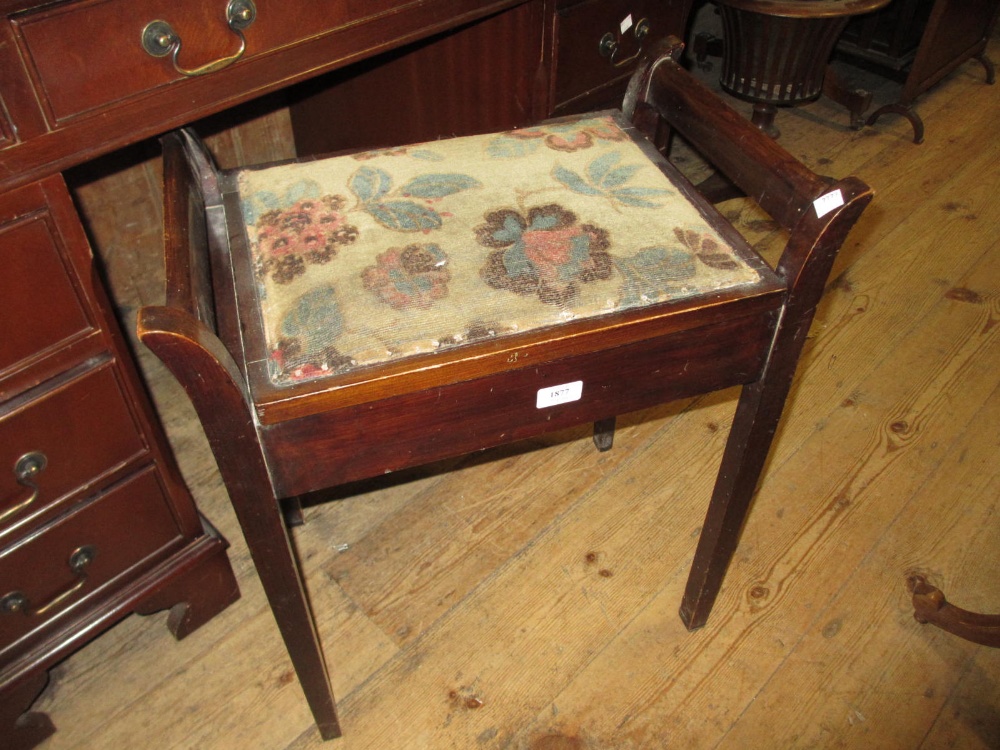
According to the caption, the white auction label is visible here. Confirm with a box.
[813,189,844,218]
[537,381,583,409]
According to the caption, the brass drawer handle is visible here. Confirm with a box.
[141,0,256,78]
[598,17,651,69]
[1,545,97,617]
[1,451,48,523]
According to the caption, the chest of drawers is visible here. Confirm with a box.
[0,175,239,750]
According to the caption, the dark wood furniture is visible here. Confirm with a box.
[709,0,890,138]
[0,0,697,744]
[138,38,873,739]
[0,175,240,750]
[288,0,692,155]
[837,0,999,143]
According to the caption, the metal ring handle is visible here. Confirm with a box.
[598,18,651,69]
[1,545,96,617]
[141,0,256,78]
[1,451,47,524]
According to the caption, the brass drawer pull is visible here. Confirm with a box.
[141,0,256,78]
[1,451,48,523]
[598,18,651,68]
[1,545,97,617]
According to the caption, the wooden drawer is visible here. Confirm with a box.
[0,363,146,537]
[0,465,184,658]
[0,204,99,392]
[12,0,414,126]
[552,0,686,113]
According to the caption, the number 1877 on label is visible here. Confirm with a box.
[536,381,583,409]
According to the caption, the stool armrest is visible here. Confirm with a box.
[631,36,835,231]
[161,131,216,328]
[627,37,873,298]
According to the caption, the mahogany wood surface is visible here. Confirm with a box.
[138,37,873,738]
[290,2,548,155]
[288,0,695,156]
[263,310,777,498]
[0,0,532,192]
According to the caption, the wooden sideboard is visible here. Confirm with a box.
[0,0,693,745]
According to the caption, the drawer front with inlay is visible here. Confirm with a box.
[0,465,184,657]
[0,363,146,537]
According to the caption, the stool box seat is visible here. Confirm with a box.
[217,111,786,496]
[230,112,772,391]
[137,39,873,739]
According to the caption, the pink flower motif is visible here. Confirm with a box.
[521,226,581,270]
[255,194,359,283]
[258,225,298,256]
[362,244,451,310]
[544,131,594,152]
[476,204,613,306]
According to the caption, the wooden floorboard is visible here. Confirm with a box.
[31,25,1000,750]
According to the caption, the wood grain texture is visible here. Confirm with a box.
[27,22,1000,750]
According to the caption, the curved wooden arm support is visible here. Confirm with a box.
[908,575,1000,649]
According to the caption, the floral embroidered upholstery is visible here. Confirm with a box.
[235,113,761,386]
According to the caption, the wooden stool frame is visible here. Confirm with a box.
[138,38,873,740]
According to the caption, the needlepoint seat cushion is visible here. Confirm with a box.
[232,111,766,390]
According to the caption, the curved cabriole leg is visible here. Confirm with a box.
[908,574,1000,648]
[866,103,925,144]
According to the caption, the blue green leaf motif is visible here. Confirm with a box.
[502,244,532,277]
[348,166,479,232]
[616,246,697,306]
[487,135,540,159]
[554,151,674,208]
[409,149,446,161]
[401,174,482,199]
[609,187,672,208]
[588,152,642,189]
[349,166,392,203]
[241,180,322,225]
[367,201,443,232]
[491,213,530,245]
[280,285,344,348]
[553,166,602,197]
